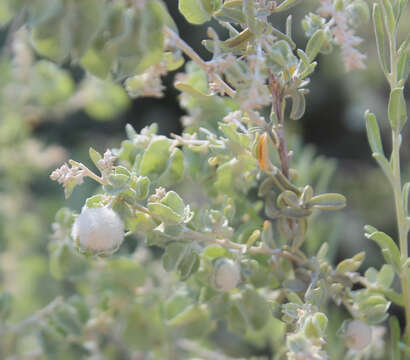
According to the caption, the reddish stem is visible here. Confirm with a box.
[268,74,290,179]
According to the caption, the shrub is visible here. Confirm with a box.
[0,0,409,359]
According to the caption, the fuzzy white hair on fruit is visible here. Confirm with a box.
[345,320,372,351]
[72,207,124,252]
[212,258,240,292]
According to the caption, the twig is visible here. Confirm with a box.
[177,339,244,360]
[4,10,26,57]
[4,350,42,360]
[268,73,290,179]
[164,26,237,98]
[128,201,305,263]
[1,297,63,336]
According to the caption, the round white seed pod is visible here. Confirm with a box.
[211,258,241,292]
[72,207,124,253]
[345,320,372,351]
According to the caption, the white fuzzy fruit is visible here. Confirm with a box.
[345,320,372,351]
[211,258,241,292]
[72,207,124,252]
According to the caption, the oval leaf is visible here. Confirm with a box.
[308,193,346,210]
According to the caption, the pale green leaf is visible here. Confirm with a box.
[274,0,302,13]
[305,29,325,61]
[158,148,184,187]
[382,0,395,34]
[388,87,407,131]
[365,110,384,155]
[174,82,211,99]
[148,203,183,224]
[166,304,211,338]
[377,264,395,288]
[236,289,271,331]
[365,229,401,271]
[214,0,245,23]
[67,0,105,58]
[373,3,388,74]
[80,46,114,79]
[203,245,228,259]
[139,137,172,176]
[134,176,151,200]
[178,250,199,280]
[289,90,306,120]
[308,193,346,210]
[243,0,256,33]
[52,305,83,336]
[179,0,212,24]
[89,147,102,166]
[161,191,185,216]
[162,242,187,271]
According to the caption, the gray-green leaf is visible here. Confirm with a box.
[365,110,384,155]
[388,87,407,131]
[364,227,401,271]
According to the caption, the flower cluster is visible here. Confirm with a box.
[50,162,86,188]
[317,0,367,71]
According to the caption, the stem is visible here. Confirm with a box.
[4,9,26,57]
[163,27,236,98]
[380,0,410,342]
[84,168,109,185]
[267,73,303,250]
[177,339,240,360]
[0,297,63,337]
[391,131,410,345]
[128,201,305,263]
[5,350,42,360]
[379,0,410,343]
[268,73,290,178]
[184,228,305,263]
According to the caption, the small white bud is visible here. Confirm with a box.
[345,320,372,351]
[72,207,124,253]
[211,258,241,292]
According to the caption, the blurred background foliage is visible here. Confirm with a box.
[0,0,409,357]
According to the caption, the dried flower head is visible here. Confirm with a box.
[50,163,85,187]
[96,149,116,175]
